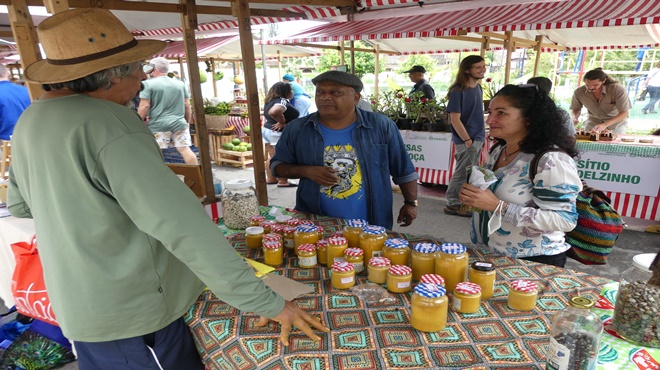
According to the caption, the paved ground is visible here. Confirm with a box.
[1,162,658,369]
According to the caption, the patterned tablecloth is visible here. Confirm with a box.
[183,209,660,369]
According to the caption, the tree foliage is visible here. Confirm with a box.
[400,55,438,74]
[316,41,384,78]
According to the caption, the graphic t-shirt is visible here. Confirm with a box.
[318,122,367,220]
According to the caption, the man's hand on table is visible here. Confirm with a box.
[256,300,329,346]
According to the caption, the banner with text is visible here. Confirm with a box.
[577,151,660,197]
[401,131,453,171]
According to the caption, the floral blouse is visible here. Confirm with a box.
[470,145,582,259]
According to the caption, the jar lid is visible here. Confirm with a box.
[633,253,656,272]
[384,238,409,249]
[298,244,316,253]
[296,224,319,233]
[259,220,276,228]
[388,265,412,275]
[362,225,386,235]
[568,296,594,309]
[440,243,466,255]
[317,239,329,248]
[328,236,348,246]
[369,256,391,267]
[224,179,254,189]
[317,225,324,234]
[245,226,264,235]
[286,218,301,226]
[263,233,282,242]
[263,240,281,249]
[298,220,315,226]
[456,282,481,295]
[275,215,292,223]
[332,261,355,272]
[345,219,368,228]
[249,215,265,222]
[510,280,537,293]
[413,242,439,254]
[331,231,344,237]
[344,248,364,257]
[471,261,494,272]
[270,224,284,233]
[414,283,446,298]
[420,274,445,285]
[283,226,296,233]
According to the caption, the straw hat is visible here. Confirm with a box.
[25,8,166,84]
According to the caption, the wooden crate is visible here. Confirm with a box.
[215,149,254,169]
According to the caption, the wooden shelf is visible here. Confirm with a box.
[216,149,254,169]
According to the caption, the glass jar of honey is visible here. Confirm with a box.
[275,215,292,224]
[262,233,282,244]
[387,265,413,293]
[270,224,284,237]
[383,238,410,266]
[331,261,355,290]
[259,220,276,234]
[419,274,445,287]
[316,225,325,239]
[343,219,368,248]
[245,226,264,249]
[435,243,468,293]
[469,261,496,300]
[331,231,344,238]
[282,226,296,252]
[452,282,482,314]
[344,248,364,273]
[411,243,439,281]
[250,215,265,227]
[359,225,387,261]
[316,239,329,266]
[367,257,391,284]
[294,224,319,254]
[262,240,283,267]
[508,280,538,311]
[411,283,448,332]
[326,236,348,267]
[297,244,317,268]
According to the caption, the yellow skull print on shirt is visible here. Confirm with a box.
[322,144,363,199]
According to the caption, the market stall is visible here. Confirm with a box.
[185,210,658,369]
[404,133,660,221]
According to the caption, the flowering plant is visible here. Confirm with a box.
[482,77,501,100]
[370,90,406,119]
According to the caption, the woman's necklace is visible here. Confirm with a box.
[501,146,521,161]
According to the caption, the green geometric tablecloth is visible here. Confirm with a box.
[594,282,660,369]
[185,208,641,370]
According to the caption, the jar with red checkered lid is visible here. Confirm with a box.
[249,215,265,227]
[262,240,283,267]
[297,244,317,268]
[419,274,445,287]
[387,265,413,293]
[286,218,301,227]
[316,238,329,266]
[367,257,391,284]
[262,233,282,243]
[452,282,482,314]
[282,226,296,251]
[344,248,364,273]
[259,220,276,234]
[331,261,355,290]
[326,236,348,268]
[507,280,538,311]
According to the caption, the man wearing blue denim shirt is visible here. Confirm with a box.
[271,71,419,229]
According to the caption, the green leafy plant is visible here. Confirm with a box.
[482,77,501,100]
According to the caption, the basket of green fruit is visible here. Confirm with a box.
[204,101,232,130]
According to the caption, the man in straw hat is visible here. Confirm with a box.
[8,8,327,368]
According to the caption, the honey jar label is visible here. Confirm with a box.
[341,276,354,284]
[299,256,317,267]
[452,298,462,311]
[397,281,410,289]
[352,262,364,273]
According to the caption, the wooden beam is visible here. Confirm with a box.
[234,0,268,205]
[533,35,543,77]
[339,42,345,65]
[181,0,215,203]
[503,31,513,84]
[480,36,490,58]
[229,0,355,6]
[374,44,379,98]
[0,31,13,37]
[7,0,43,100]
[277,50,282,80]
[43,0,69,14]
[211,57,218,97]
[289,42,399,55]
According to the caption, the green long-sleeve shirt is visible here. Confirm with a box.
[8,94,283,341]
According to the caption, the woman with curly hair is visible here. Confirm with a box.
[263,82,300,187]
[459,84,582,267]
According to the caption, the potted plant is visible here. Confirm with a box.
[404,91,426,130]
[482,77,500,112]
[425,97,450,132]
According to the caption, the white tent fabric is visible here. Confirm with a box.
[264,0,660,52]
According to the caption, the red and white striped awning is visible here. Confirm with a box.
[151,36,239,58]
[265,0,660,51]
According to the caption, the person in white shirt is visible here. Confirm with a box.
[642,61,660,114]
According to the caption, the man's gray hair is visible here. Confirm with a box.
[43,62,140,93]
[151,57,170,73]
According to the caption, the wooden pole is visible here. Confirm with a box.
[181,0,215,203]
[503,31,513,84]
[349,40,355,74]
[339,42,345,66]
[277,50,283,80]
[374,44,379,99]
[211,57,218,97]
[479,36,490,58]
[7,0,44,100]
[533,35,544,77]
[233,0,268,205]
